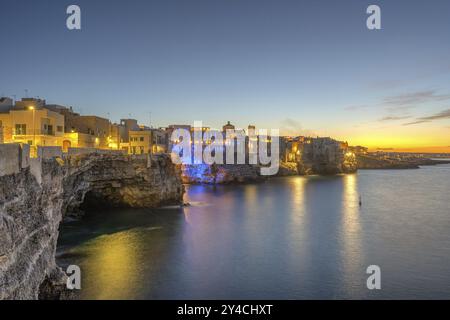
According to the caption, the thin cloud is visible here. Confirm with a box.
[383,90,450,107]
[403,108,450,126]
[417,108,450,121]
[345,90,450,113]
[379,116,411,122]
[403,120,430,126]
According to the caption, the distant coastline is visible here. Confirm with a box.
[357,153,450,170]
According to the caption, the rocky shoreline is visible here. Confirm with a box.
[0,145,184,300]
[356,154,450,170]
[3,143,446,300]
[181,164,264,184]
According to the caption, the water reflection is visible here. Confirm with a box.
[289,176,306,218]
[75,230,142,299]
[58,166,450,299]
[340,173,364,297]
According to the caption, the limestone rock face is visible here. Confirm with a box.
[0,152,183,299]
[300,138,357,175]
[63,154,184,218]
[0,161,65,300]
[277,162,299,176]
[182,164,263,184]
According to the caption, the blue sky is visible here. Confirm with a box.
[1,0,450,148]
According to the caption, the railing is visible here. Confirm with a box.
[12,129,56,136]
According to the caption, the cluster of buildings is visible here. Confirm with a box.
[0,96,361,163]
[0,97,167,157]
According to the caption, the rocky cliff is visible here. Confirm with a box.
[0,145,183,299]
[300,138,357,175]
[181,163,263,184]
[180,137,358,184]
[0,159,65,300]
[63,153,184,218]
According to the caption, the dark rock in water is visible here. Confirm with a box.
[182,163,264,184]
[38,267,77,300]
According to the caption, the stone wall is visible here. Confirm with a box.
[67,147,96,156]
[38,146,63,160]
[0,144,23,176]
[67,147,127,156]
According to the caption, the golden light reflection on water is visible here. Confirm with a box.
[291,177,306,207]
[288,177,307,229]
[245,184,257,203]
[76,230,143,299]
[341,174,363,290]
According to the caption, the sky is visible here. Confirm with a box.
[1,0,450,151]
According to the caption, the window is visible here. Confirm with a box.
[140,137,144,142]
[57,126,63,132]
[15,124,26,135]
[47,125,54,135]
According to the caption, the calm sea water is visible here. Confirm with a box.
[57,164,450,299]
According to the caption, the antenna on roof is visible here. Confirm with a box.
[149,112,152,128]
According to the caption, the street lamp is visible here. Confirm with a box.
[28,106,36,153]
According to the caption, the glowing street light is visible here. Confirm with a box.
[28,106,36,151]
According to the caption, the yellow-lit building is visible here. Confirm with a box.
[0,102,65,156]
[129,128,167,155]
[151,129,167,154]
[129,130,151,155]
[62,132,96,152]
[64,115,111,149]
[281,136,307,163]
